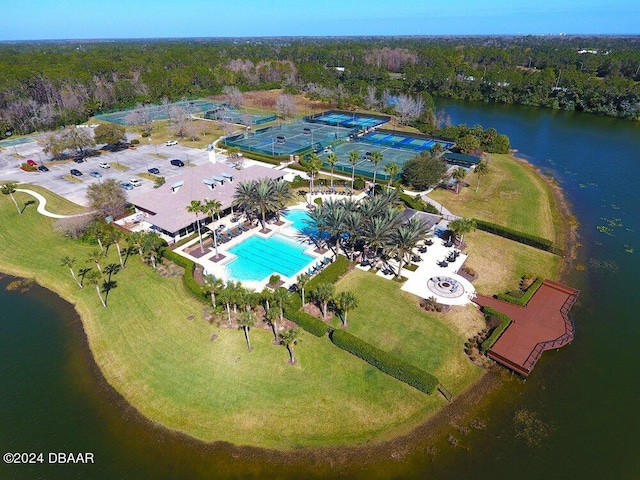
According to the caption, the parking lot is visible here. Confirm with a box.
[0,137,212,206]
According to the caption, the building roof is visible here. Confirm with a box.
[128,162,284,234]
[400,208,441,231]
[443,152,481,166]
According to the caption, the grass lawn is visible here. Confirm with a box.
[14,184,88,216]
[430,154,562,245]
[332,270,484,394]
[0,190,459,449]
[463,230,562,294]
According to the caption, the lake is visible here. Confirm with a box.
[1,98,638,479]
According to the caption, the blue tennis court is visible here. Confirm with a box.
[0,137,36,147]
[305,110,389,130]
[363,132,455,151]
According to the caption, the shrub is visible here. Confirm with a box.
[398,192,440,214]
[329,329,440,394]
[353,178,365,190]
[474,219,561,254]
[130,139,140,145]
[480,307,512,352]
[290,175,308,188]
[496,277,544,306]
[307,255,350,290]
[141,132,150,138]
[20,163,37,172]
[161,248,208,301]
[285,294,328,337]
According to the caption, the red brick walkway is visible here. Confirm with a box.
[474,280,579,376]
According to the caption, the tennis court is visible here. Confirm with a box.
[319,131,454,181]
[203,106,276,125]
[305,110,389,130]
[95,99,219,125]
[0,137,36,147]
[223,120,355,156]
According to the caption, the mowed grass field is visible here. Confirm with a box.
[331,270,484,394]
[0,189,455,449]
[430,154,563,245]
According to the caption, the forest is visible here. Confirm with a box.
[0,35,638,137]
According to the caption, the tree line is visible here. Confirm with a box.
[1,36,638,137]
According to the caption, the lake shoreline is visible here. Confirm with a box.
[0,153,577,461]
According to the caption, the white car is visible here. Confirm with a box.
[165,140,178,146]
[98,162,110,169]
[129,178,142,187]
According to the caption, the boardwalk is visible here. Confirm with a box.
[474,280,579,377]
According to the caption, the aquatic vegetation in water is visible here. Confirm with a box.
[597,225,613,236]
[588,259,619,273]
[623,244,634,254]
[513,409,554,448]
[575,263,587,271]
[5,278,34,293]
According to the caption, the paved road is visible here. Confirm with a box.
[0,137,211,206]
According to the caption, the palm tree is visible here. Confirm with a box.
[232,181,255,221]
[336,291,358,328]
[448,218,477,247]
[140,231,164,269]
[202,198,222,258]
[313,283,335,321]
[388,217,429,277]
[85,269,106,308]
[296,273,310,305]
[217,286,233,324]
[474,160,489,193]
[108,228,125,268]
[326,152,339,191]
[204,275,224,308]
[264,307,280,344]
[348,151,361,191]
[60,256,82,288]
[87,249,104,274]
[252,178,279,229]
[306,153,323,193]
[272,287,290,342]
[273,180,293,222]
[306,202,328,249]
[323,198,348,256]
[238,310,256,352]
[452,167,467,194]
[342,210,363,260]
[369,151,383,196]
[1,182,21,214]
[186,200,205,253]
[280,327,300,365]
[384,162,400,190]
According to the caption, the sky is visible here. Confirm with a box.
[1,0,638,41]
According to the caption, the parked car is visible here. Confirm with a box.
[73,157,84,163]
[120,182,134,190]
[129,178,141,187]
[147,167,160,175]
[26,159,37,167]
[70,169,82,176]
[170,159,185,167]
[89,171,102,178]
[98,162,110,169]
[166,140,178,146]
[38,165,49,172]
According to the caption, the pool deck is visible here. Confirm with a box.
[473,280,579,377]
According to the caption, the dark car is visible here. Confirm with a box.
[74,157,84,163]
[148,167,160,175]
[26,159,37,167]
[70,169,82,176]
[38,165,49,172]
[170,159,185,167]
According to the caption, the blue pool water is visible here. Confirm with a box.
[283,209,313,232]
[226,233,314,282]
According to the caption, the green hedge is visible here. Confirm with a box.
[285,294,328,337]
[399,192,440,215]
[474,219,561,254]
[496,277,544,306]
[161,248,208,301]
[480,307,512,352]
[307,255,351,290]
[330,330,439,394]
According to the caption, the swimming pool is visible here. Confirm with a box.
[283,209,313,232]
[225,233,314,282]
